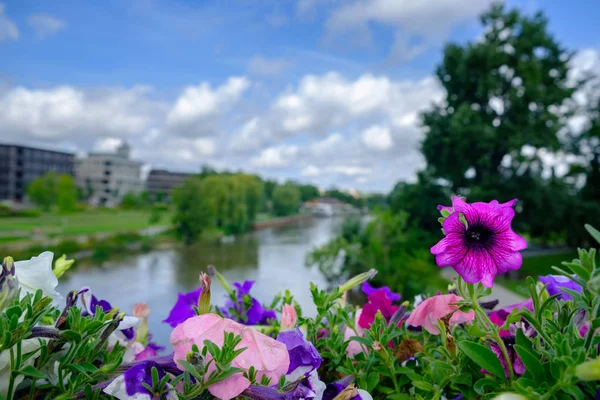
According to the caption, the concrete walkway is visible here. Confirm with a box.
[440,268,525,308]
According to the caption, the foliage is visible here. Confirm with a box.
[56,174,77,214]
[308,212,447,298]
[2,222,600,399]
[272,184,301,217]
[172,178,213,244]
[27,172,59,211]
[172,174,264,242]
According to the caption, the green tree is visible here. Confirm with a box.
[299,184,320,202]
[120,192,141,209]
[56,174,77,213]
[272,184,301,217]
[421,5,574,191]
[172,178,212,244]
[27,172,58,210]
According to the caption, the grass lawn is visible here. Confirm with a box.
[496,250,578,297]
[0,209,173,238]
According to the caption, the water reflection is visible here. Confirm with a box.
[58,217,344,347]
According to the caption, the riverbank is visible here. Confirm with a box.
[252,214,314,230]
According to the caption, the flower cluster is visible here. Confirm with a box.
[0,198,599,400]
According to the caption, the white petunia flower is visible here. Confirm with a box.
[14,252,62,303]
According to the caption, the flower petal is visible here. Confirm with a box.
[14,252,61,302]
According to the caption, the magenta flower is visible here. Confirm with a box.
[431,197,527,288]
[358,290,399,329]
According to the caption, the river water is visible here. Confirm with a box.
[57,217,344,347]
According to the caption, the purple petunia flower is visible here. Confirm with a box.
[489,336,525,378]
[220,280,276,325]
[539,275,583,301]
[162,287,202,328]
[277,328,323,382]
[78,287,140,343]
[321,376,373,400]
[431,197,527,288]
[104,356,180,400]
[361,282,401,301]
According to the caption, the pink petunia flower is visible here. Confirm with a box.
[431,197,527,288]
[170,314,290,400]
[343,309,368,357]
[280,304,298,331]
[406,294,475,335]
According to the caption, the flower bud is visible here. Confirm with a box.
[53,254,75,278]
[280,304,297,331]
[576,357,600,381]
[133,303,150,345]
[491,394,528,400]
[198,273,211,315]
[208,265,233,295]
[186,351,205,370]
[0,256,18,312]
[338,269,377,294]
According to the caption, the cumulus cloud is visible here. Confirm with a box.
[166,77,250,137]
[0,85,161,141]
[272,72,440,135]
[325,0,492,61]
[301,165,321,177]
[28,14,66,38]
[248,56,292,76]
[250,144,299,168]
[361,125,393,151]
[0,3,18,41]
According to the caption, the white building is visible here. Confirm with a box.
[76,142,143,207]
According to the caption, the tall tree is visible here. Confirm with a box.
[421,4,575,191]
[27,172,58,210]
[272,184,301,217]
[56,175,77,213]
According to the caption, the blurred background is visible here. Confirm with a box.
[0,0,599,345]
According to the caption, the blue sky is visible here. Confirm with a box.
[1,0,599,192]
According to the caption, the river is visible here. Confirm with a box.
[57,217,344,347]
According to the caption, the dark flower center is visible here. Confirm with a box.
[464,225,493,247]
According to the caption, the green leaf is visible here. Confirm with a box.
[514,345,546,384]
[458,340,506,380]
[473,377,500,395]
[19,365,46,379]
[387,395,411,400]
[561,261,590,281]
[62,330,82,343]
[412,381,433,391]
[585,224,600,244]
[366,372,380,392]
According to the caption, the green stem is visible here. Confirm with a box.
[584,301,600,352]
[472,296,514,380]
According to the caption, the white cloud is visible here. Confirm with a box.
[166,77,250,137]
[0,3,18,41]
[361,125,393,151]
[28,14,66,38]
[569,49,600,84]
[93,137,122,152]
[301,165,321,177]
[0,85,160,140]
[325,0,492,61]
[248,56,292,76]
[328,165,371,176]
[193,138,216,156]
[250,145,299,168]
[272,72,440,135]
[310,133,343,156]
[229,117,271,152]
